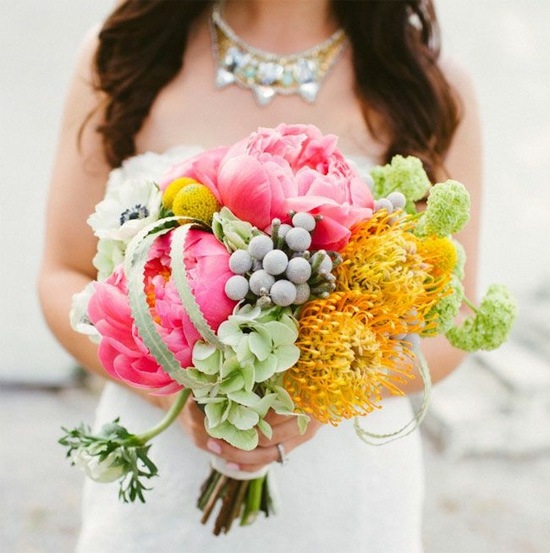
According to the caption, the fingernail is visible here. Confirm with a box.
[226,462,240,471]
[207,439,222,455]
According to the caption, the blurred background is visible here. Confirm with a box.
[1,1,549,551]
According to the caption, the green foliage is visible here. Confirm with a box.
[59,419,158,503]
[421,276,464,337]
[446,284,518,351]
[416,180,471,237]
[370,155,431,213]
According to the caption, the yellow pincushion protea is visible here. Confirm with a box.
[284,211,461,424]
[335,210,451,333]
[283,292,415,425]
[171,183,221,226]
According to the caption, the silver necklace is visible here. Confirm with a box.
[210,3,348,106]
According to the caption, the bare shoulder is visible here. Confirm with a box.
[72,24,102,81]
[435,55,483,296]
[436,55,483,172]
[60,24,108,166]
[439,55,480,114]
[43,24,112,278]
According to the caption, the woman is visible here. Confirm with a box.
[39,1,482,551]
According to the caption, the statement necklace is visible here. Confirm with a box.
[210,3,348,106]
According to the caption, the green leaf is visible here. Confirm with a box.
[193,346,222,376]
[221,355,240,379]
[248,331,271,361]
[207,421,258,451]
[236,335,254,364]
[274,345,301,372]
[257,418,273,440]
[228,404,260,430]
[192,341,217,361]
[227,389,262,407]
[264,321,298,346]
[177,368,217,390]
[279,312,298,331]
[240,363,256,393]
[296,414,309,435]
[217,321,241,347]
[205,400,230,428]
[254,355,278,383]
[249,393,278,418]
[220,372,245,394]
[272,386,295,412]
[125,227,187,385]
[170,225,223,348]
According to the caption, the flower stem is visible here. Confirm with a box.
[240,475,265,526]
[135,388,191,444]
[462,295,478,314]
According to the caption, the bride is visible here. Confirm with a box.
[39,1,481,551]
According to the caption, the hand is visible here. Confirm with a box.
[178,398,323,473]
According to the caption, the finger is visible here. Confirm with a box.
[206,419,324,472]
[263,410,294,426]
[186,399,206,424]
[236,462,272,473]
[206,438,278,467]
[266,418,324,454]
[257,416,302,447]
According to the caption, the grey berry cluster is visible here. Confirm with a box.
[224,212,339,307]
[373,191,406,213]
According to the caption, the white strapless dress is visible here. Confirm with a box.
[76,146,425,553]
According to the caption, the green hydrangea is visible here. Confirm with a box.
[446,284,518,351]
[416,180,470,237]
[370,155,431,214]
[452,238,466,280]
[421,276,464,337]
[180,304,303,450]
[212,207,255,251]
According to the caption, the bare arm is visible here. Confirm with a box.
[38,29,117,378]
[402,58,484,393]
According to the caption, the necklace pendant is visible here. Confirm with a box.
[253,85,277,106]
[216,67,236,88]
[210,3,347,107]
[298,82,321,104]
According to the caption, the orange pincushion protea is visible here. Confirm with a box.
[283,291,416,425]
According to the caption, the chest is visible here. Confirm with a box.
[135,19,385,161]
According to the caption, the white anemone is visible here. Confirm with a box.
[72,447,127,483]
[88,178,162,241]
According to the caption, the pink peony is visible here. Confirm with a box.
[157,125,374,251]
[159,146,228,202]
[217,124,374,251]
[88,229,237,394]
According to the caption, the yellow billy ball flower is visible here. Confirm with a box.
[162,177,199,210]
[171,183,221,226]
[415,235,457,279]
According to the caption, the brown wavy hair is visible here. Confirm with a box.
[90,0,460,179]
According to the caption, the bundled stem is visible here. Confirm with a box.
[198,469,274,536]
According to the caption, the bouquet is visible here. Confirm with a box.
[61,124,516,535]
